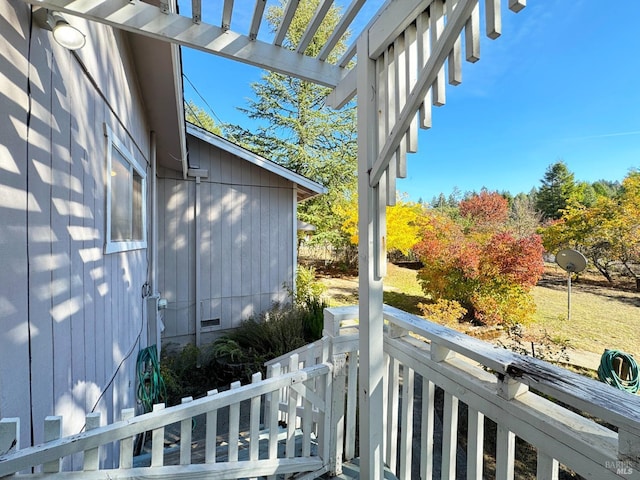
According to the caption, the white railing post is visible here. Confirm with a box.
[329,352,347,476]
[0,418,19,457]
[249,371,262,480]
[151,403,165,467]
[83,412,101,470]
[467,407,485,480]
[205,389,218,464]
[267,364,280,480]
[119,408,135,469]
[229,381,241,463]
[43,416,62,473]
[180,397,193,465]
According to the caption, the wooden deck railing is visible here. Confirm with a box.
[1,305,639,479]
[0,361,332,479]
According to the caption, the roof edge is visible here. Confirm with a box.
[186,123,327,200]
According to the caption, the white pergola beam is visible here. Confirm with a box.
[26,0,345,87]
[368,0,434,60]
[370,0,478,187]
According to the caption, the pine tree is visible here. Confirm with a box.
[535,161,577,220]
[225,0,357,249]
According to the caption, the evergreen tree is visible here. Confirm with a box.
[185,100,221,134]
[535,161,576,220]
[224,0,357,250]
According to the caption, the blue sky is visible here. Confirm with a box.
[181,0,640,202]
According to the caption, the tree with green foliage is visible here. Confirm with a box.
[225,0,357,252]
[536,161,577,220]
[184,100,222,134]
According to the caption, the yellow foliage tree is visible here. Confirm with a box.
[335,194,424,255]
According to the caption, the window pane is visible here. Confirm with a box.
[133,170,143,241]
[111,148,132,241]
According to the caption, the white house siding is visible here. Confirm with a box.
[0,1,151,466]
[158,136,295,347]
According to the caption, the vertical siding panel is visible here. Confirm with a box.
[220,151,232,325]
[165,178,178,338]
[269,186,279,303]
[210,150,222,327]
[69,63,87,437]
[260,183,270,310]
[250,165,261,316]
[81,74,97,415]
[231,155,242,312]
[25,29,54,448]
[186,180,195,337]
[241,163,251,305]
[51,47,74,443]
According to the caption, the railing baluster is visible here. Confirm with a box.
[496,424,515,480]
[536,451,559,480]
[442,392,459,479]
[329,353,347,475]
[180,397,193,465]
[399,366,414,479]
[382,352,389,462]
[267,364,281,480]
[229,381,241,463]
[249,372,262,480]
[467,407,484,480]
[43,416,62,473]
[151,404,165,467]
[286,354,299,462]
[205,389,218,464]
[420,378,435,480]
[344,351,358,461]
[386,356,400,473]
[83,412,101,471]
[119,408,135,468]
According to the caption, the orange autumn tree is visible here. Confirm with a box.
[415,191,544,326]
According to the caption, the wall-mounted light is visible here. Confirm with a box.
[46,11,86,50]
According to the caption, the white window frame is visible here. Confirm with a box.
[104,124,147,254]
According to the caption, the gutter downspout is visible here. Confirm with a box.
[150,131,158,295]
[188,168,208,349]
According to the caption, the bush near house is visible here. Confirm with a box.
[161,269,327,403]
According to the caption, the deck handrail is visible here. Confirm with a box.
[0,362,331,477]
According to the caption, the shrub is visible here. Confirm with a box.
[418,299,467,325]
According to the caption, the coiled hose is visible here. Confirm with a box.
[136,345,167,413]
[597,349,639,394]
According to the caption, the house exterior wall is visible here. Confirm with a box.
[0,0,151,464]
[158,135,295,347]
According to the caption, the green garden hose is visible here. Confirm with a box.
[136,345,167,413]
[597,349,639,394]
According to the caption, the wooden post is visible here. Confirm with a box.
[119,408,135,469]
[43,416,62,473]
[83,412,101,470]
[180,397,193,465]
[205,389,219,464]
[0,418,19,456]
[151,404,165,467]
[357,32,385,480]
[329,352,347,476]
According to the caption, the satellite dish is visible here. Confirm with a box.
[556,249,587,273]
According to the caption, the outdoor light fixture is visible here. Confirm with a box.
[47,11,86,50]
